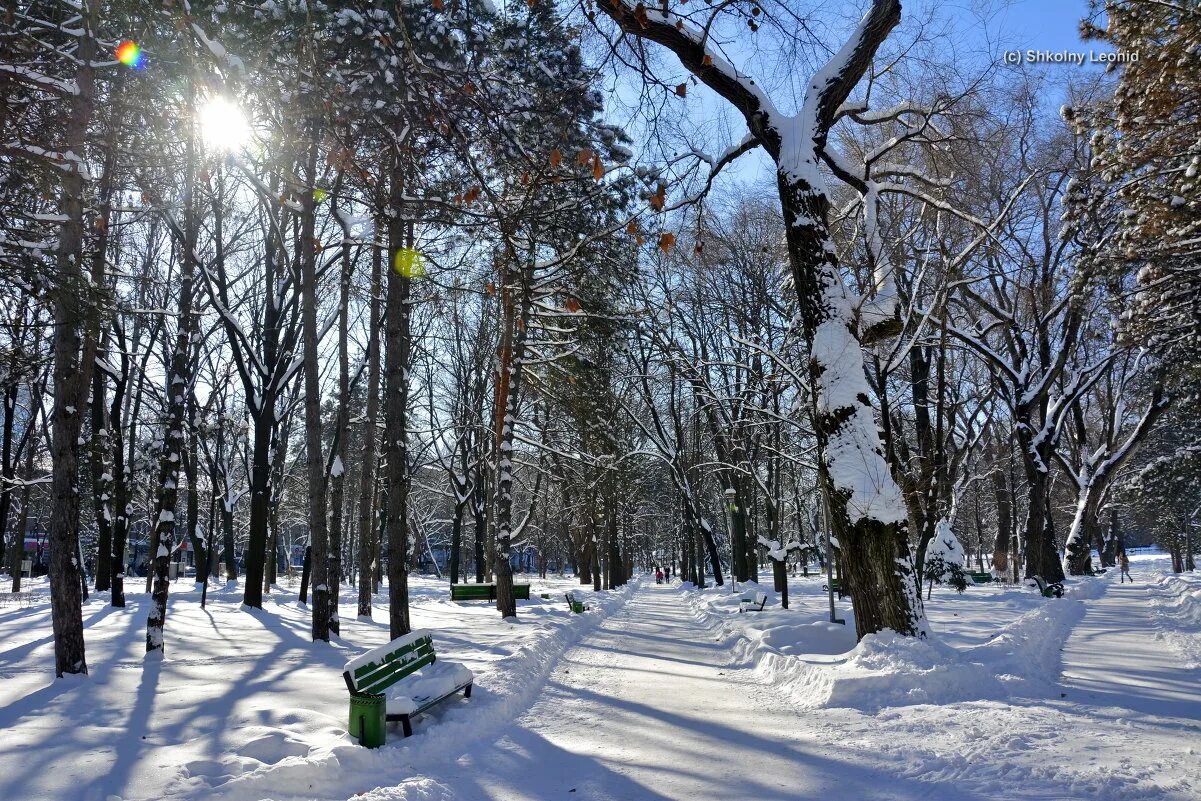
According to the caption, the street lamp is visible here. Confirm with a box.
[724,487,737,594]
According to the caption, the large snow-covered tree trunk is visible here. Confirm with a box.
[1061,382,1168,575]
[780,170,924,637]
[598,0,923,637]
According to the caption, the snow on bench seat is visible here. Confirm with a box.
[385,661,474,716]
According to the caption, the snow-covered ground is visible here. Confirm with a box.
[0,574,634,801]
[1,556,1198,801]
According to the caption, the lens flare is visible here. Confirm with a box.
[115,40,146,69]
[393,248,425,279]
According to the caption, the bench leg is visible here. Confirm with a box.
[400,715,413,738]
[464,683,472,699]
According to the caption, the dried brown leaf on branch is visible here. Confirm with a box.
[549,148,562,167]
[649,186,666,211]
[658,232,676,253]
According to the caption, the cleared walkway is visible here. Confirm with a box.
[1061,566,1201,720]
[429,584,960,801]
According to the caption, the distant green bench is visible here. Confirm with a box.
[822,579,847,598]
[565,590,591,613]
[968,572,994,584]
[449,583,530,602]
[343,630,472,739]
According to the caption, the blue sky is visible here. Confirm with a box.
[991,0,1099,54]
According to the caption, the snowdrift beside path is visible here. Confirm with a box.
[1150,572,1201,668]
[680,572,1112,712]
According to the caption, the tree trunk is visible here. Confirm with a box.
[325,193,354,636]
[991,441,1012,575]
[491,244,532,619]
[298,125,331,642]
[777,164,924,639]
[46,6,102,677]
[89,358,113,593]
[146,77,199,655]
[355,217,383,619]
[382,164,413,639]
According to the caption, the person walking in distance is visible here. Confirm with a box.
[1119,551,1133,583]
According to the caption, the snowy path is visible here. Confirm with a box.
[1062,571,1201,719]
[394,585,951,801]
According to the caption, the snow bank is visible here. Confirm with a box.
[679,573,1112,712]
[1150,572,1201,668]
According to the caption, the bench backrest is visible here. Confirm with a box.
[754,591,767,605]
[345,633,436,695]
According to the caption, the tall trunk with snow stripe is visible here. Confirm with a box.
[779,163,924,638]
[147,78,199,656]
[491,246,532,619]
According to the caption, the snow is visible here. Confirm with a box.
[384,662,473,716]
[0,574,634,801]
[2,558,1199,800]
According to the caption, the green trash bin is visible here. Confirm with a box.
[349,693,386,748]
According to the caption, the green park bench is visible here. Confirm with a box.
[968,572,994,584]
[822,579,847,598]
[1031,575,1065,598]
[449,583,531,602]
[738,590,767,613]
[565,590,591,613]
[343,630,472,742]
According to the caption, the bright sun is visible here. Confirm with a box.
[199,96,251,153]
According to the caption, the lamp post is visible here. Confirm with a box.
[822,491,844,625]
[724,487,737,594]
[593,508,603,592]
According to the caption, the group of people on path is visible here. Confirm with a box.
[655,566,671,584]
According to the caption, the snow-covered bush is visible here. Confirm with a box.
[924,520,968,598]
